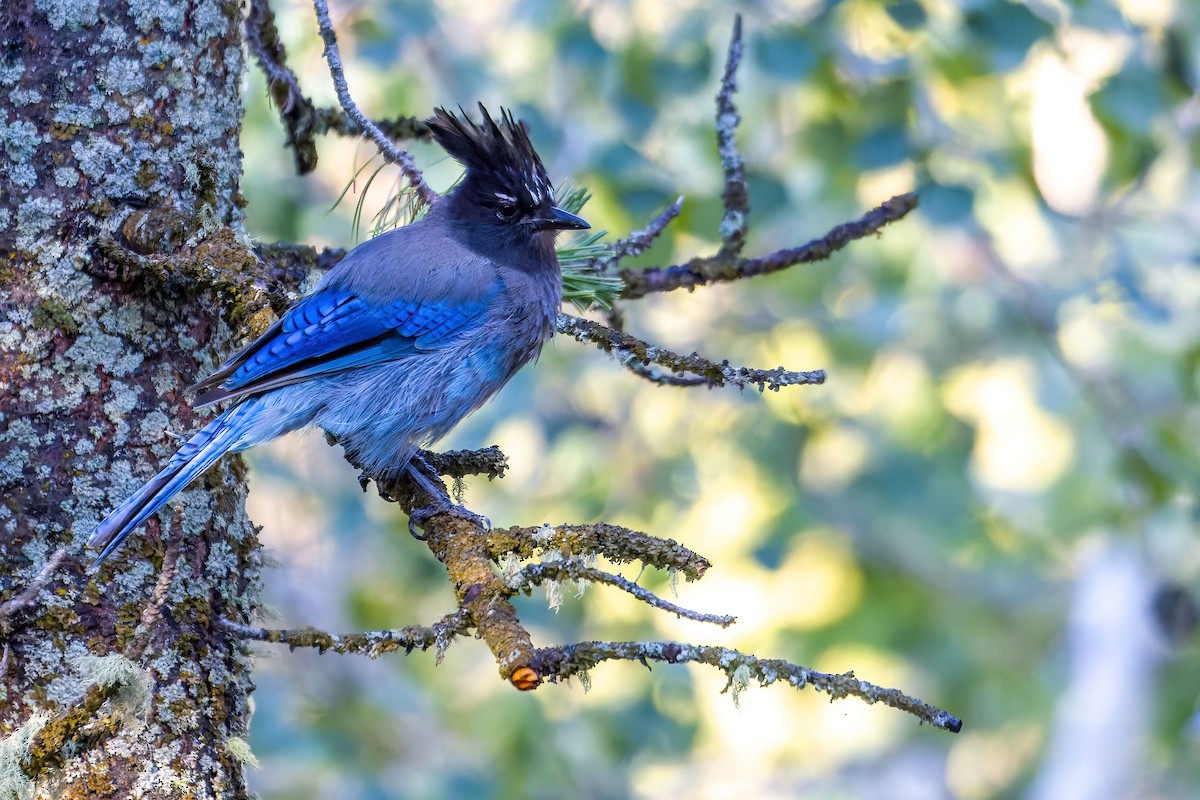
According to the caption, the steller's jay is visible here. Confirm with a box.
[88,105,589,565]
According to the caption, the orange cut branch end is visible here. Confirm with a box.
[509,666,540,691]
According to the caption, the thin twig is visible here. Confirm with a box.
[126,510,184,660]
[311,0,438,206]
[619,192,919,299]
[715,15,749,260]
[308,107,428,141]
[343,444,507,490]
[488,522,714,582]
[620,361,709,387]
[419,446,508,480]
[590,197,684,273]
[217,610,472,658]
[533,641,962,733]
[246,0,304,114]
[0,548,67,623]
[556,313,826,391]
[248,0,427,173]
[246,0,320,172]
[517,560,736,627]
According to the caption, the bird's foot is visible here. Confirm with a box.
[404,454,490,539]
[407,500,491,540]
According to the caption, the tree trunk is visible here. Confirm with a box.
[1,1,259,797]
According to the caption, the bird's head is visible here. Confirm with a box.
[428,104,589,254]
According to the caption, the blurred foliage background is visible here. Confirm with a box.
[236,0,1200,797]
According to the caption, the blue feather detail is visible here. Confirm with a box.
[195,290,488,405]
[279,292,358,333]
[88,401,260,567]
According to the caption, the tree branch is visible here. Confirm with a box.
[532,641,963,733]
[556,312,826,391]
[217,611,471,659]
[0,548,67,632]
[311,0,438,207]
[619,192,919,299]
[589,196,683,274]
[486,522,713,581]
[244,0,435,177]
[418,445,509,480]
[236,435,961,727]
[515,559,736,627]
[246,0,321,173]
[715,15,749,261]
[246,0,430,173]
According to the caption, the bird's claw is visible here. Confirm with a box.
[407,501,490,540]
[407,514,429,541]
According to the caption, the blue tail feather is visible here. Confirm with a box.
[88,402,256,567]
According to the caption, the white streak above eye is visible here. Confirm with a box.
[494,192,516,203]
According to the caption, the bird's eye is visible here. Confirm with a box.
[496,203,517,220]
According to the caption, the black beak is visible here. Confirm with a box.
[533,206,590,232]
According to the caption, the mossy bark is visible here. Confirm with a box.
[0,1,261,797]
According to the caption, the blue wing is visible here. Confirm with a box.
[190,288,485,407]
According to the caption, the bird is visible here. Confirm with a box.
[87,104,589,566]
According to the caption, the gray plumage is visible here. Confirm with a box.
[88,105,589,564]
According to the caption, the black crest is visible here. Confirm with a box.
[427,104,554,208]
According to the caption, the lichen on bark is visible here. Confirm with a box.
[1,1,264,796]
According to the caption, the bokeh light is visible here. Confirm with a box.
[237,0,1200,796]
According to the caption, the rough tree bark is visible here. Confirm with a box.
[1,1,260,797]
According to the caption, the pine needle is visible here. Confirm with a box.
[556,180,624,311]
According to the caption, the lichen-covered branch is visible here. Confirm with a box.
[619,192,919,299]
[93,219,285,332]
[620,362,711,387]
[515,559,736,627]
[715,15,748,261]
[255,241,348,293]
[246,0,318,173]
[240,432,963,727]
[247,0,429,174]
[589,197,683,274]
[0,549,66,629]
[217,611,471,658]
[532,641,963,733]
[418,445,509,480]
[308,108,429,144]
[427,519,543,686]
[346,452,726,688]
[591,15,916,310]
[486,522,712,582]
[357,464,541,688]
[311,0,437,207]
[556,312,826,391]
